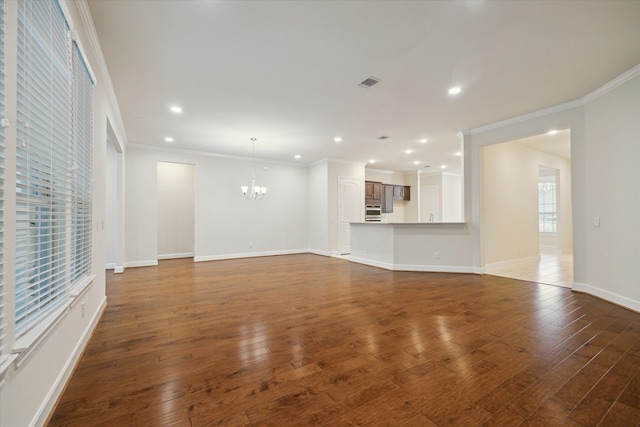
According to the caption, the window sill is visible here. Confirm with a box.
[0,353,18,387]
[10,274,96,371]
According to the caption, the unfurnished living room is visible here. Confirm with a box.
[1,1,639,426]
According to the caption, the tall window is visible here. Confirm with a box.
[71,43,93,283]
[0,0,6,353]
[538,173,557,233]
[15,0,93,333]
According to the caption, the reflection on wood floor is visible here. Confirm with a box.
[485,249,574,288]
[48,254,639,426]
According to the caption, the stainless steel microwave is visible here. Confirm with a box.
[365,205,382,221]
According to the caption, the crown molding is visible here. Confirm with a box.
[582,63,640,104]
[127,143,307,168]
[75,0,128,147]
[469,99,583,135]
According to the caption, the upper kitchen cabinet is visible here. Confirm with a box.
[365,181,382,205]
[393,185,411,201]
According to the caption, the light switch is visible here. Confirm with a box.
[592,216,600,227]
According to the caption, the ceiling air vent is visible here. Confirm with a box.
[377,135,389,140]
[358,76,381,88]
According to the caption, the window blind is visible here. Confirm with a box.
[15,0,71,332]
[0,0,6,354]
[70,41,92,284]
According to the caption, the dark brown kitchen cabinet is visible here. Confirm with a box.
[382,185,394,213]
[365,181,382,205]
[393,185,410,201]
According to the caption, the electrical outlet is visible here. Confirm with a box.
[81,301,85,318]
[434,251,440,259]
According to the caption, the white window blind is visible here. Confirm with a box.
[70,41,92,284]
[15,0,71,332]
[0,0,6,354]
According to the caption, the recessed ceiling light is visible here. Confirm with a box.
[448,87,462,95]
[294,154,301,159]
[334,137,342,143]
[405,149,413,154]
[369,159,376,164]
[419,139,428,144]
[169,105,182,113]
[441,165,447,169]
[164,137,174,143]
[547,130,558,135]
[455,151,462,156]
[413,161,420,165]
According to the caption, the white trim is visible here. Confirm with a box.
[348,256,395,271]
[393,263,478,274]
[582,64,640,104]
[308,249,331,257]
[114,265,125,274]
[0,354,18,388]
[69,274,96,306]
[194,249,308,263]
[124,260,158,268]
[469,100,582,135]
[75,0,128,147]
[105,262,116,270]
[128,143,306,168]
[484,255,541,271]
[32,296,107,427]
[157,252,194,260]
[348,256,480,274]
[573,282,640,313]
[13,304,70,367]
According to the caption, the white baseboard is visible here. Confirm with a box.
[104,262,116,270]
[573,282,640,313]
[348,256,395,271]
[157,252,194,260]
[114,266,125,274]
[194,249,308,263]
[348,256,480,274]
[485,255,540,271]
[123,260,158,268]
[34,296,107,427]
[308,249,331,257]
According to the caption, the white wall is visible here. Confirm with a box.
[0,2,124,426]
[466,65,640,312]
[582,72,640,309]
[482,141,572,265]
[442,172,462,222]
[125,146,309,265]
[308,161,329,254]
[157,162,195,259]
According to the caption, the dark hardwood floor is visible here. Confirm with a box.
[48,254,640,426]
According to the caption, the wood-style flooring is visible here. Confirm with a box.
[48,254,640,426]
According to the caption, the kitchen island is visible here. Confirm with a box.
[349,222,479,273]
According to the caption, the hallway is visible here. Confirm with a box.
[485,249,573,288]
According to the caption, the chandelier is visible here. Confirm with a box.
[241,138,267,199]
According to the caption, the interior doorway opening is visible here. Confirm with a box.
[483,129,573,287]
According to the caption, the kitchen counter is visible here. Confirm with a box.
[349,222,478,273]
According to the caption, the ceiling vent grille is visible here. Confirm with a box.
[377,135,389,140]
[358,76,381,88]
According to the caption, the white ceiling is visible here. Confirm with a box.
[87,0,640,173]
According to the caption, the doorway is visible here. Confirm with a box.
[105,120,124,272]
[157,162,195,259]
[338,177,362,255]
[483,129,573,287]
